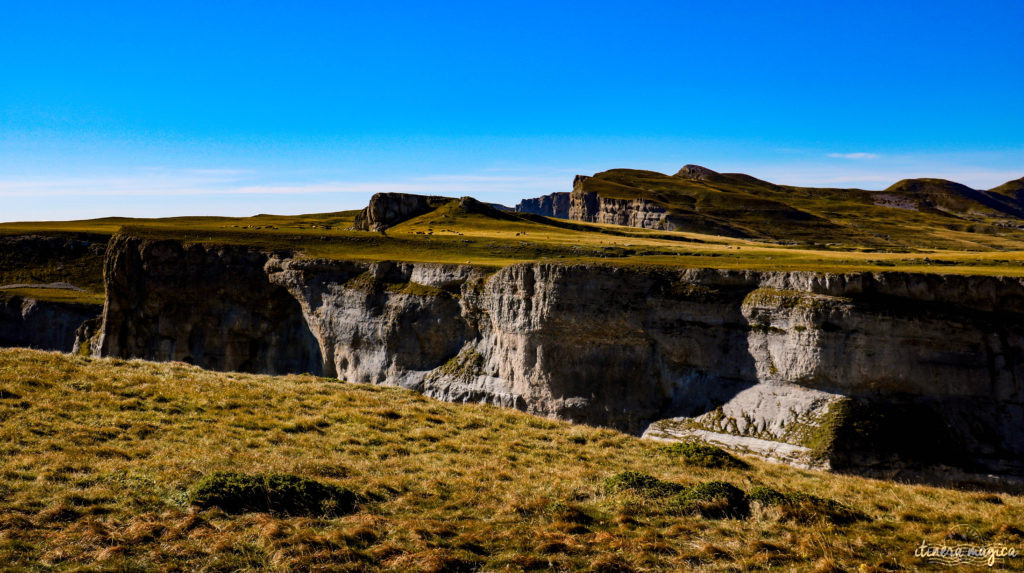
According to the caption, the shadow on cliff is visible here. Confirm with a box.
[100,237,324,376]
[533,274,762,436]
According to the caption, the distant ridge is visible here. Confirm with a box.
[510,166,1024,247]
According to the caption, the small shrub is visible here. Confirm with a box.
[661,440,749,469]
[748,485,788,506]
[603,471,684,497]
[670,481,749,519]
[748,485,865,524]
[189,472,358,517]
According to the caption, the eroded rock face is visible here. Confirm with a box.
[353,193,453,232]
[0,295,101,352]
[515,192,570,218]
[97,235,322,374]
[568,192,670,229]
[93,235,1024,479]
[568,175,671,230]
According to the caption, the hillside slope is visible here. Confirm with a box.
[1,349,1022,571]
[557,166,1024,249]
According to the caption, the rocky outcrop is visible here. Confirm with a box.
[353,193,453,232]
[570,194,671,229]
[522,166,719,230]
[515,192,570,218]
[0,294,101,352]
[92,234,1024,480]
[568,188,670,229]
[675,164,720,181]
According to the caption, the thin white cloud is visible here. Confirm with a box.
[0,169,568,198]
[827,152,878,160]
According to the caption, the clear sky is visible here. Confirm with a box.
[1,0,1022,222]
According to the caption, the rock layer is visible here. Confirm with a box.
[93,234,1024,479]
[568,176,670,230]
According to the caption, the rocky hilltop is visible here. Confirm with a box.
[353,193,452,232]
[568,174,671,230]
[514,166,1024,245]
[90,232,1024,481]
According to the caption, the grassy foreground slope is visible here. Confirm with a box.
[1,349,1022,571]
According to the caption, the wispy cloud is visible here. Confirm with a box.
[827,152,878,160]
[0,169,568,198]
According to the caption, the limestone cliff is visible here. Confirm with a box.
[515,192,570,218]
[93,234,1024,480]
[568,175,671,230]
[97,236,322,374]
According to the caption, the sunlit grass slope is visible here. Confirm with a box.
[579,169,1024,251]
[0,349,1021,571]
[8,191,1024,282]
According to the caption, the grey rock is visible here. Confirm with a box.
[515,192,571,218]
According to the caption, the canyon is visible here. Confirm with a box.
[76,232,1024,482]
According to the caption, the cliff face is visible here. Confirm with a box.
[97,236,322,374]
[0,294,101,352]
[515,192,570,218]
[93,235,1024,479]
[568,175,671,230]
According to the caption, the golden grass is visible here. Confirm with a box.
[10,204,1024,277]
[0,348,1021,571]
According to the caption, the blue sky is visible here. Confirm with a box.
[1,0,1022,222]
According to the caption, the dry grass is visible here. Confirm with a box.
[10,204,1024,279]
[1,348,1022,570]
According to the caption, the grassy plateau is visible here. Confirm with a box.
[0,348,1021,571]
[9,194,1024,290]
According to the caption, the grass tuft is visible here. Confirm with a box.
[661,440,750,469]
[603,471,685,497]
[189,472,358,517]
[669,481,749,519]
[748,485,867,524]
